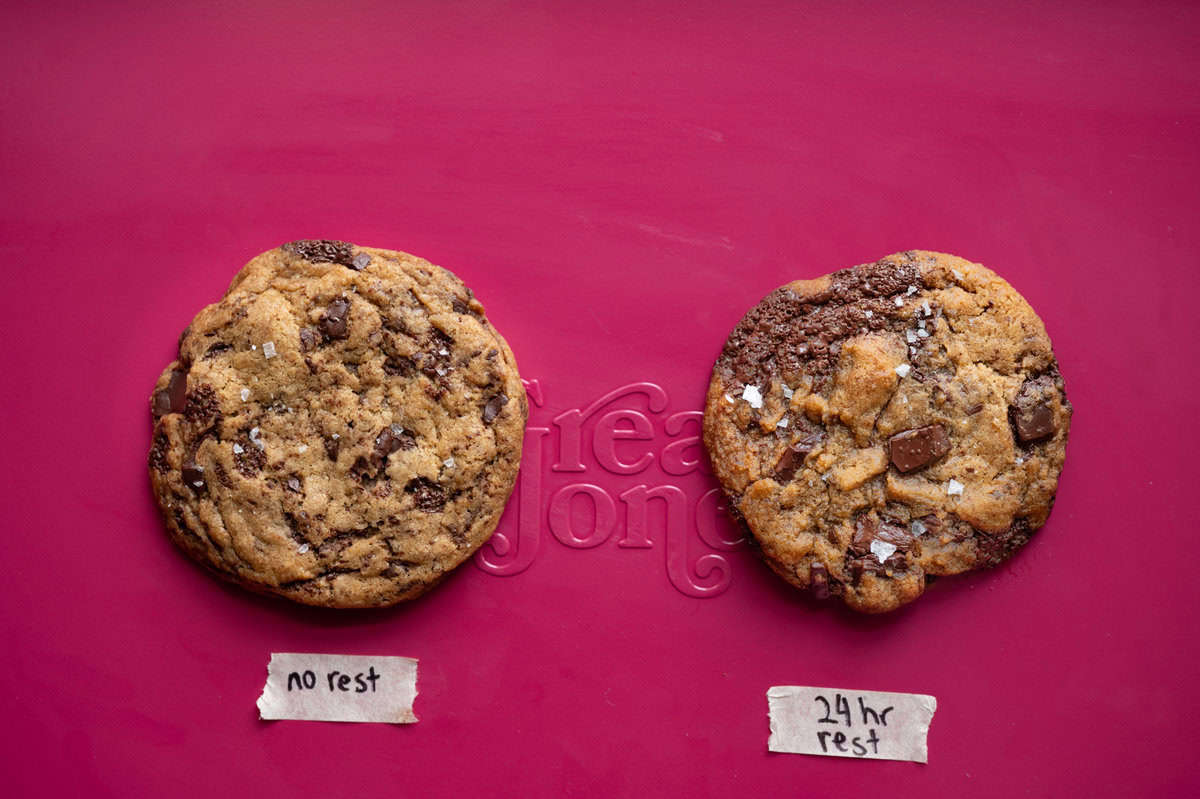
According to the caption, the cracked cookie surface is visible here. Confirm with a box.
[149,241,527,608]
[702,251,1071,613]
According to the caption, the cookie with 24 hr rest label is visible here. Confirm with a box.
[148,240,527,608]
[702,251,1071,613]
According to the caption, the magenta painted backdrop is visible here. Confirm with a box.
[1,1,1197,796]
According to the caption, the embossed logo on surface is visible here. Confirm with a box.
[475,380,744,597]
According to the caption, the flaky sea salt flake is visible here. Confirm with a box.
[297,543,310,554]
[781,384,794,400]
[894,364,911,378]
[232,443,244,454]
[922,301,932,317]
[741,384,763,409]
[894,296,904,307]
[911,520,926,536]
[443,457,456,468]
[263,341,276,359]
[906,330,917,343]
[776,417,789,428]
[870,539,898,563]
[906,285,918,295]
[297,444,308,454]
[947,478,964,496]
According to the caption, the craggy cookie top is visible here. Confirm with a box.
[703,251,1071,613]
[148,241,526,608]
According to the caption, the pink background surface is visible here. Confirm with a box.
[2,1,1198,795]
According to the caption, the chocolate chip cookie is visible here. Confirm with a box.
[703,251,1071,613]
[148,241,527,608]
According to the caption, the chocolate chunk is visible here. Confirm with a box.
[181,460,206,492]
[851,516,913,554]
[153,369,188,417]
[319,297,350,340]
[483,393,508,424]
[282,239,356,267]
[772,432,824,482]
[1011,377,1057,443]
[809,562,831,600]
[323,435,340,461]
[374,423,415,459]
[353,425,415,481]
[966,403,984,415]
[405,477,447,513]
[888,424,950,473]
[351,253,371,270]
[299,327,319,352]
[451,297,468,314]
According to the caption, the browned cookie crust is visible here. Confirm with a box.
[148,241,527,608]
[703,251,1071,613]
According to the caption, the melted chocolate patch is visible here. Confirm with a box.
[406,477,446,513]
[183,384,220,428]
[234,437,266,476]
[975,518,1034,567]
[148,431,170,473]
[715,257,923,390]
[282,239,356,267]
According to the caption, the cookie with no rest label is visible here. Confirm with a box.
[148,240,527,608]
[702,251,1071,613]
